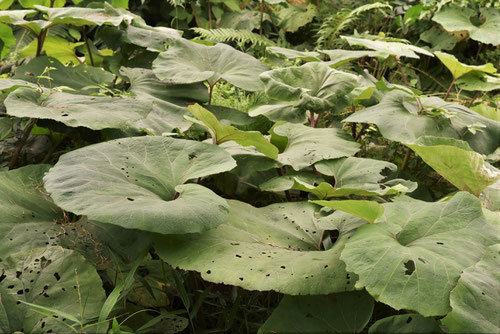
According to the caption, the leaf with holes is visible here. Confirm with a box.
[250,62,368,122]
[406,137,500,196]
[43,136,236,234]
[0,246,105,333]
[343,90,500,155]
[441,244,500,333]
[154,200,356,295]
[272,123,359,171]
[258,290,374,333]
[5,87,154,131]
[0,165,64,255]
[152,38,269,91]
[340,192,498,316]
[187,104,278,159]
[368,314,443,333]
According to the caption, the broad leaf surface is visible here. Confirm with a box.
[441,244,500,333]
[258,291,374,334]
[123,20,181,51]
[0,165,63,255]
[44,137,236,234]
[420,27,457,51]
[341,36,433,59]
[456,72,500,92]
[273,123,359,170]
[320,49,387,67]
[187,104,278,159]
[120,67,208,133]
[433,6,500,46]
[369,314,443,333]
[341,192,498,316]
[37,4,132,27]
[435,51,496,79]
[292,157,417,198]
[155,200,356,295]
[14,56,114,93]
[152,38,269,91]
[343,90,500,155]
[19,35,83,64]
[0,246,105,333]
[250,62,366,122]
[5,87,154,131]
[267,46,320,61]
[407,137,500,196]
[311,200,384,223]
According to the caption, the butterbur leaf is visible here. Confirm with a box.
[340,192,498,316]
[290,157,417,198]
[250,62,367,122]
[36,4,132,27]
[276,3,317,32]
[441,244,500,333]
[0,165,64,255]
[122,19,182,51]
[14,56,114,92]
[187,104,278,159]
[0,9,44,34]
[19,35,83,64]
[0,246,106,333]
[44,136,236,234]
[267,46,320,61]
[341,36,433,59]
[320,49,387,67]
[258,291,374,334]
[155,200,356,295]
[433,6,500,46]
[5,87,154,131]
[456,72,500,92]
[152,38,269,91]
[120,67,208,133]
[369,314,443,333]
[435,51,496,80]
[310,199,384,223]
[406,137,500,196]
[343,90,500,155]
[273,123,359,170]
[259,171,323,193]
[420,27,457,51]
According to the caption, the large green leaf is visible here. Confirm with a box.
[155,200,356,295]
[43,137,236,234]
[276,3,317,32]
[0,246,106,333]
[250,62,366,122]
[456,72,500,92]
[311,200,384,223]
[0,165,64,255]
[435,51,496,80]
[122,19,181,51]
[433,6,500,46]
[19,35,83,64]
[340,192,498,316]
[320,49,387,67]
[14,56,114,93]
[152,38,269,91]
[343,90,500,155]
[258,291,374,334]
[286,157,417,198]
[5,87,154,131]
[0,9,45,35]
[407,137,500,196]
[36,4,131,27]
[441,244,500,333]
[0,22,15,58]
[420,27,457,51]
[369,314,443,333]
[341,36,433,59]
[120,67,208,133]
[273,123,359,170]
[187,104,278,159]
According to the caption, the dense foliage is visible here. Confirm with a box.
[0,0,498,333]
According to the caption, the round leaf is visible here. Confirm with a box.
[152,38,269,91]
[369,314,443,334]
[44,136,236,234]
[155,200,356,295]
[340,192,498,316]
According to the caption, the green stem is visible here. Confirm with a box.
[82,26,95,66]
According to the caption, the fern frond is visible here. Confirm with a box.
[191,28,276,47]
[316,2,392,48]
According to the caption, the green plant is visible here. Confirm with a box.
[0,0,498,333]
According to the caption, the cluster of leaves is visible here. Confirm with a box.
[0,0,498,333]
